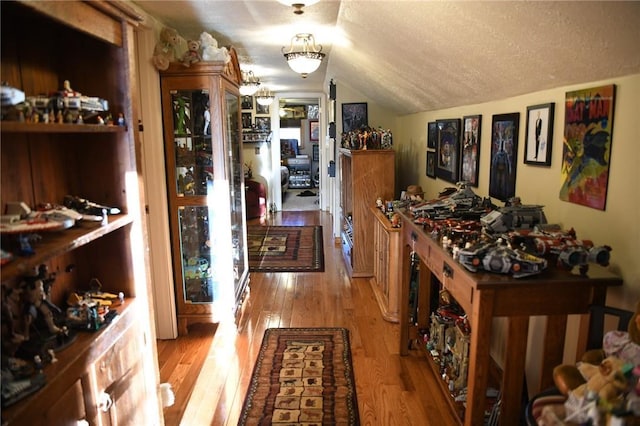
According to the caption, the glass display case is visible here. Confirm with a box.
[160,54,249,335]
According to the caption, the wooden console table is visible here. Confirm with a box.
[397,209,622,426]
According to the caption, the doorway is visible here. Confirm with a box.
[278,97,321,211]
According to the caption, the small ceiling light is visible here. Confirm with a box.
[239,70,260,96]
[282,33,325,78]
[256,87,274,106]
[276,0,320,15]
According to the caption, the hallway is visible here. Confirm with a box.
[158,211,458,426]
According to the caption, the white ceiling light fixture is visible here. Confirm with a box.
[276,0,320,15]
[282,33,325,79]
[256,87,275,106]
[239,70,260,96]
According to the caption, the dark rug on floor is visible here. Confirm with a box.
[247,226,324,272]
[238,327,359,426]
[297,190,317,197]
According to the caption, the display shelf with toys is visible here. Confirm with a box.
[397,204,623,426]
[1,1,161,424]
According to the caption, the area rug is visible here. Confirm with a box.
[247,226,324,272]
[238,327,359,426]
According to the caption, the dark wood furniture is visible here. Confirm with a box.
[159,54,250,335]
[338,148,395,277]
[397,209,623,426]
[245,179,267,219]
[1,1,161,424]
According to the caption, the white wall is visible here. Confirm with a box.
[395,73,640,393]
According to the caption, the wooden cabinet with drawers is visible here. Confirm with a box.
[338,148,395,277]
[0,2,161,424]
[370,207,402,322]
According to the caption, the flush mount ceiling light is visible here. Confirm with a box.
[282,33,325,78]
[239,70,260,96]
[276,0,319,15]
[256,87,274,106]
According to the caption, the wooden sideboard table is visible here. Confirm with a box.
[397,209,622,426]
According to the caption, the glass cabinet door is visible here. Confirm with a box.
[169,89,218,304]
[225,90,249,303]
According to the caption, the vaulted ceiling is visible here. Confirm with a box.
[132,1,640,116]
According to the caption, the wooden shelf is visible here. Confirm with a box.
[1,215,133,281]
[1,121,126,133]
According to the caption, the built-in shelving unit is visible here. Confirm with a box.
[0,1,161,424]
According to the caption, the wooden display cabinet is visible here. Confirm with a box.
[338,148,395,277]
[0,1,161,424]
[370,207,402,322]
[159,53,250,335]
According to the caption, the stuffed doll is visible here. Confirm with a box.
[152,27,179,71]
[553,301,640,396]
[572,356,629,402]
[181,40,201,67]
[199,32,230,63]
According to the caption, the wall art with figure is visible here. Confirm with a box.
[341,102,367,133]
[489,113,519,201]
[460,115,481,187]
[524,103,554,166]
[560,84,615,210]
[435,118,461,184]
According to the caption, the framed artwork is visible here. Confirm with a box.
[241,96,253,110]
[309,120,319,141]
[489,113,520,201]
[241,112,252,129]
[255,116,270,131]
[560,84,616,210]
[427,121,437,149]
[426,151,436,178]
[435,118,461,183]
[524,103,555,166]
[256,102,270,115]
[460,115,482,187]
[342,102,368,133]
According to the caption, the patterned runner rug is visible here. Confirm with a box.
[247,226,324,272]
[239,327,359,426]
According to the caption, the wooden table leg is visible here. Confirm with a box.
[465,289,495,426]
[501,316,529,426]
[539,315,568,391]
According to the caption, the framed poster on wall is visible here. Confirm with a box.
[560,85,615,210]
[435,118,461,184]
[342,102,367,133]
[489,112,520,201]
[460,115,481,187]
[524,103,554,166]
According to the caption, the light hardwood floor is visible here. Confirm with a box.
[157,211,459,426]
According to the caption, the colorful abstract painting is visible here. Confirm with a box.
[560,85,616,210]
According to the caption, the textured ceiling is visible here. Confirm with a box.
[132,1,640,116]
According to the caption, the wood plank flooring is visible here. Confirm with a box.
[157,211,459,426]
